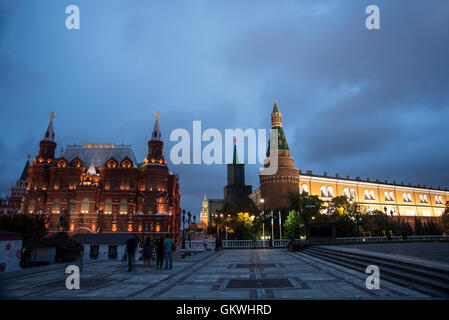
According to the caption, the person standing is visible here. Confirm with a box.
[126,236,138,272]
[155,236,165,270]
[142,237,153,268]
[163,235,174,270]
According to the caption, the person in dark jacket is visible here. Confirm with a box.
[155,237,165,270]
[126,236,138,272]
[142,237,153,268]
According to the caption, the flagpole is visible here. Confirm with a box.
[271,210,274,247]
[279,211,282,240]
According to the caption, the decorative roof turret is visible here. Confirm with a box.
[151,111,161,141]
[43,112,55,142]
[268,100,289,152]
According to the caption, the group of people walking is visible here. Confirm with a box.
[125,235,175,272]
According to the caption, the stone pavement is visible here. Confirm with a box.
[0,249,433,300]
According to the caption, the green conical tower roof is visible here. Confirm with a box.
[232,140,239,164]
[267,126,290,153]
[267,101,289,153]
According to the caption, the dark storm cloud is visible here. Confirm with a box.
[1,0,448,214]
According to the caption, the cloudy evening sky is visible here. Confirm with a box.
[1,0,449,218]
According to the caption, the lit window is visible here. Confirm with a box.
[81,198,89,213]
[350,189,356,200]
[423,195,428,203]
[68,199,76,213]
[407,193,412,202]
[364,190,370,200]
[384,191,390,201]
[320,186,327,197]
[344,188,350,199]
[53,199,61,214]
[301,184,309,194]
[28,199,36,213]
[119,200,128,214]
[104,200,112,214]
[370,190,375,200]
[389,192,394,201]
[327,187,334,198]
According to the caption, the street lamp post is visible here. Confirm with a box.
[182,209,186,249]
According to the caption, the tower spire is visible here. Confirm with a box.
[87,158,97,175]
[43,112,55,141]
[19,156,30,181]
[151,111,162,141]
[233,138,239,164]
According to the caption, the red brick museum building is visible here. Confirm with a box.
[21,113,181,240]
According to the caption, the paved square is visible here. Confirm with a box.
[0,249,434,299]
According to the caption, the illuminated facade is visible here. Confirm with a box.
[251,102,448,223]
[21,113,181,240]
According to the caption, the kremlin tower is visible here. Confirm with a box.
[258,101,299,209]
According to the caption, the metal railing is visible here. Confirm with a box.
[336,235,449,244]
[185,235,449,250]
[183,240,215,251]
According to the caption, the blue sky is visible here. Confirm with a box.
[1,0,449,218]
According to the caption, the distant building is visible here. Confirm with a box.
[21,112,181,241]
[199,192,209,226]
[6,156,30,213]
[250,101,449,224]
[202,143,252,226]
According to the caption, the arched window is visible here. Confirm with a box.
[389,192,394,201]
[106,158,117,168]
[403,193,408,202]
[364,190,370,200]
[384,191,390,201]
[53,199,61,214]
[70,157,82,168]
[439,196,443,204]
[57,158,67,168]
[81,198,89,213]
[120,200,128,214]
[120,158,133,168]
[28,199,36,213]
[344,188,350,199]
[370,190,376,200]
[419,195,423,203]
[320,186,327,197]
[104,199,112,214]
[301,184,309,194]
[423,195,428,203]
[327,187,334,198]
[350,189,356,200]
[68,199,76,213]
[407,193,412,202]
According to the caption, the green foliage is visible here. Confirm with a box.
[288,193,323,224]
[284,210,302,238]
[441,210,449,234]
[414,217,425,235]
[223,197,261,216]
[226,213,257,240]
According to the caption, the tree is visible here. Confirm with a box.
[288,193,323,224]
[414,217,425,235]
[328,196,351,215]
[226,213,256,240]
[284,210,302,239]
